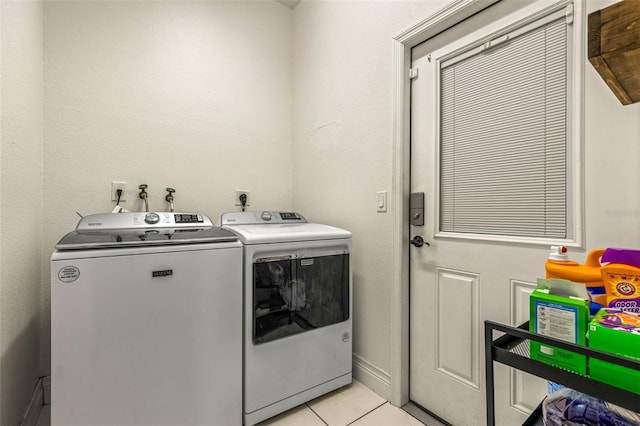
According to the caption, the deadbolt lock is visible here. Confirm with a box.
[410,192,425,226]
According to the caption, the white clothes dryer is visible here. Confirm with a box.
[219,211,353,426]
[51,212,243,426]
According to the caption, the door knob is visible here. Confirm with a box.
[410,236,429,247]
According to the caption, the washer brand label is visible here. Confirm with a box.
[152,269,173,278]
[58,266,80,283]
[342,332,350,342]
[301,259,314,266]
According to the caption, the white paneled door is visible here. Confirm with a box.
[407,1,580,424]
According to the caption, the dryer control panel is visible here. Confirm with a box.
[219,211,307,226]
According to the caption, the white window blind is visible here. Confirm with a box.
[439,13,568,239]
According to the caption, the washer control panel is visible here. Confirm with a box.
[144,213,160,224]
[76,212,211,231]
[279,212,302,221]
[260,211,273,221]
[174,214,205,224]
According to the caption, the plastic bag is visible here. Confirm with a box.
[542,388,640,426]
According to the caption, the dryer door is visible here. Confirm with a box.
[253,250,349,344]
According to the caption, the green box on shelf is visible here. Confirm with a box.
[589,308,640,395]
[529,279,589,375]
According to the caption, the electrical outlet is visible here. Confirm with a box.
[111,181,127,202]
[234,190,250,207]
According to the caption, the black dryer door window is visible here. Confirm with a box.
[252,253,349,344]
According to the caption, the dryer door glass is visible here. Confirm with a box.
[253,253,349,344]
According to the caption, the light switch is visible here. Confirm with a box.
[377,191,387,212]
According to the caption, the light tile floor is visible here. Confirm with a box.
[36,380,425,426]
[258,380,424,426]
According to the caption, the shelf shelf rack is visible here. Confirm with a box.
[484,320,640,425]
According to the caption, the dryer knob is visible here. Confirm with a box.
[144,212,160,224]
[260,211,272,221]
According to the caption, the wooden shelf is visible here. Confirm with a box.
[588,0,640,105]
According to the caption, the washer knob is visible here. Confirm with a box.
[261,211,272,221]
[144,212,160,224]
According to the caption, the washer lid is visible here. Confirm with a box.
[56,227,238,250]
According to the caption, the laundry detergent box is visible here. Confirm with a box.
[588,308,640,394]
[530,279,589,374]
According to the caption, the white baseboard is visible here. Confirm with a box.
[352,354,392,401]
[19,377,45,426]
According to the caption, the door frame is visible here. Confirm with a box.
[390,0,586,409]
[389,0,501,408]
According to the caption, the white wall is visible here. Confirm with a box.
[0,1,44,424]
[3,0,639,416]
[584,0,640,251]
[292,0,640,399]
[41,0,293,373]
[292,0,450,396]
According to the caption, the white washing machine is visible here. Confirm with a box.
[51,212,243,426]
[219,211,352,426]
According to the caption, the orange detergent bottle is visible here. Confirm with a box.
[545,246,607,307]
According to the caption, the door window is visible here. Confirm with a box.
[253,253,349,344]
[437,6,575,241]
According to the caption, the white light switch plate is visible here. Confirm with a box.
[377,191,387,212]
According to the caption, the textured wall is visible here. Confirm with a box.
[4,0,638,418]
[292,0,640,397]
[584,0,640,250]
[41,0,293,374]
[0,1,44,424]
[291,0,449,390]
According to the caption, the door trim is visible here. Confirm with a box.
[392,0,586,408]
[390,0,500,407]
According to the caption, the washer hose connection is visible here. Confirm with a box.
[138,184,149,212]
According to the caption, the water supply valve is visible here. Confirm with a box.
[165,188,175,212]
[138,184,149,212]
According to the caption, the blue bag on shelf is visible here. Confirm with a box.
[542,388,640,426]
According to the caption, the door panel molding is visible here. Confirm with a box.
[509,280,546,414]
[436,268,479,389]
[510,280,535,326]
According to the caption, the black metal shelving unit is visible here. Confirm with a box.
[484,320,640,425]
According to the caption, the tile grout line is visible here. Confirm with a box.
[306,403,329,426]
[344,401,389,425]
